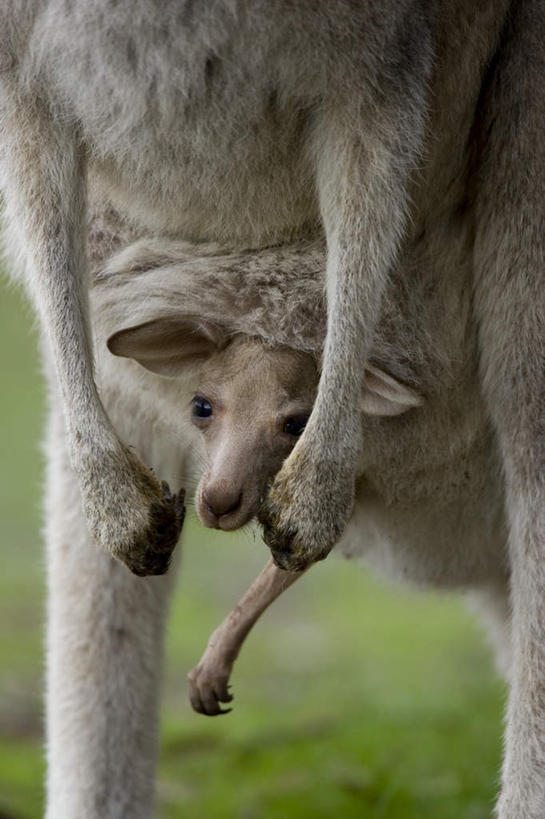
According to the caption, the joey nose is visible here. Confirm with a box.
[203,489,243,519]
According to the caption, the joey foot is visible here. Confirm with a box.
[258,441,355,571]
[79,445,185,576]
[187,650,234,717]
[188,559,302,716]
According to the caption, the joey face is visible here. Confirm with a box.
[191,337,318,531]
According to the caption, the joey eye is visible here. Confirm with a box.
[283,415,309,437]
[192,396,213,419]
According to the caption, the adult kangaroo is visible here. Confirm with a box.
[2,2,545,816]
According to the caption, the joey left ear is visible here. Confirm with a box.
[107,315,226,376]
[361,364,424,417]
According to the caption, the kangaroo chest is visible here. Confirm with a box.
[30,0,506,245]
[34,0,328,243]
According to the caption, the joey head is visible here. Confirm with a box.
[189,339,318,533]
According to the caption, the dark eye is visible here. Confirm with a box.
[192,396,213,419]
[283,415,309,437]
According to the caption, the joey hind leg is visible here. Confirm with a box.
[44,403,178,819]
[188,559,303,716]
[259,8,433,571]
[0,77,183,576]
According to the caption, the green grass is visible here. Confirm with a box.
[0,281,504,818]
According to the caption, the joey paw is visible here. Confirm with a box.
[187,661,233,716]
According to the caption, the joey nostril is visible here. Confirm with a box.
[203,491,243,518]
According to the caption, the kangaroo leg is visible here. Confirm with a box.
[187,559,303,716]
[472,4,545,814]
[0,81,183,576]
[44,393,178,818]
[260,8,434,570]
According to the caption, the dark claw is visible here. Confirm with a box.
[271,549,292,571]
[175,488,186,523]
[261,520,298,554]
[201,705,232,716]
[271,550,308,573]
[191,692,232,717]
[127,485,186,577]
[161,480,172,501]
[259,491,328,572]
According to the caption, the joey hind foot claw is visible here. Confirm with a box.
[187,662,233,717]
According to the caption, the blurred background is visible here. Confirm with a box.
[0,280,504,818]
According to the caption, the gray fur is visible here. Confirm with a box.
[3,1,545,816]
[0,0,434,576]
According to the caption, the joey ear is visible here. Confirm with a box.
[361,364,424,417]
[107,316,226,376]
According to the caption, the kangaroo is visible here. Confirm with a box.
[4,2,545,815]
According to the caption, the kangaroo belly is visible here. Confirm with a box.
[89,109,317,245]
[32,0,327,244]
[339,434,508,589]
[86,71,318,244]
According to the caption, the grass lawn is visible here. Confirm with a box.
[0,282,504,818]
